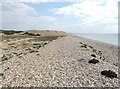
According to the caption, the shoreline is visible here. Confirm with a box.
[72,35,118,47]
[71,34,118,46]
[1,35,119,87]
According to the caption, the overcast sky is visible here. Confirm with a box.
[1,0,119,33]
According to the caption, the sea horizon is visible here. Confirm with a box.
[72,33,119,46]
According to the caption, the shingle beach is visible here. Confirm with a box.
[0,34,119,87]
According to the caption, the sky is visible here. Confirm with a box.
[0,0,119,33]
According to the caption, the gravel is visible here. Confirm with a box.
[0,36,119,87]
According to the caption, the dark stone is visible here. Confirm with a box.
[80,44,87,48]
[7,67,10,69]
[102,56,105,61]
[101,70,117,79]
[89,46,93,49]
[0,73,4,76]
[96,50,102,56]
[44,42,47,45]
[88,59,99,64]
[91,54,96,57]
[79,42,83,44]
[92,49,96,52]
[5,67,10,71]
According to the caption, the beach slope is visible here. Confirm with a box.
[1,35,119,87]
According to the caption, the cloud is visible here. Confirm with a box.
[36,16,57,21]
[2,0,53,2]
[0,2,2,28]
[2,2,35,23]
[1,2,58,30]
[51,0,118,33]
[52,0,118,22]
[2,0,83,2]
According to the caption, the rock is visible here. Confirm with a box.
[101,70,117,79]
[92,49,96,52]
[96,50,102,56]
[80,44,87,48]
[0,73,4,76]
[44,42,47,45]
[102,56,105,61]
[88,59,99,64]
[79,42,83,44]
[88,45,93,49]
[91,54,96,58]
[4,67,10,71]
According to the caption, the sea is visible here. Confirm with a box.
[72,33,119,46]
